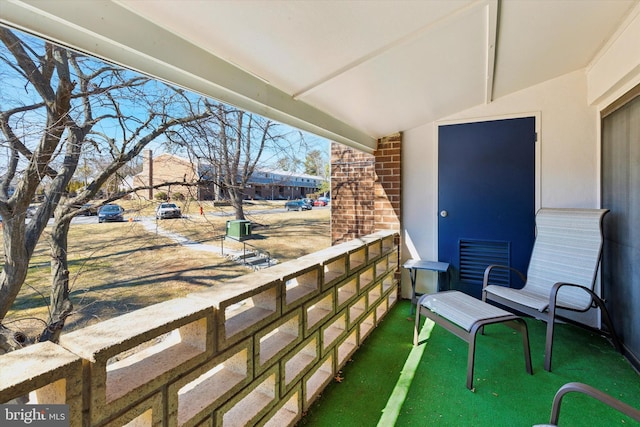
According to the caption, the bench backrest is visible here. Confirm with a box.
[525,208,609,311]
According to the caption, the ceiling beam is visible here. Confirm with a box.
[0,0,377,153]
[484,0,499,104]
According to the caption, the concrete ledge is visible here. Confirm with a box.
[59,298,214,425]
[0,341,83,427]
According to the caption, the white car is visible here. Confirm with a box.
[156,202,182,219]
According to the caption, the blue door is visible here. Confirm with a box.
[438,117,536,298]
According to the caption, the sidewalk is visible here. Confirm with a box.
[138,218,275,269]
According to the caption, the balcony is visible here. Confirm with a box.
[2,228,638,426]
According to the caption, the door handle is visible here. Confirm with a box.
[440,210,448,218]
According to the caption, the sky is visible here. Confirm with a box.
[0,25,330,181]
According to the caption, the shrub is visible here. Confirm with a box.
[155,191,168,201]
[172,192,185,201]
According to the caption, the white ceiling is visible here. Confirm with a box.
[116,0,636,136]
[1,0,638,150]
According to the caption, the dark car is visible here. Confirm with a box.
[98,204,124,223]
[285,200,312,211]
[156,202,182,219]
[80,203,99,216]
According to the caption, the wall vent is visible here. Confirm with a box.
[459,239,510,287]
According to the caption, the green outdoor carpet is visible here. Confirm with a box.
[298,300,640,427]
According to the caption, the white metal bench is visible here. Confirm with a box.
[414,290,532,390]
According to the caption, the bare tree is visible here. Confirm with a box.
[0,28,211,343]
[171,102,295,220]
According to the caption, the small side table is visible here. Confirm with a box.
[403,259,450,314]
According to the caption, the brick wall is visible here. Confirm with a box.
[134,152,197,201]
[331,133,402,244]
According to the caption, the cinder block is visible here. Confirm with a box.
[347,246,367,273]
[388,290,398,308]
[188,272,280,351]
[215,366,279,427]
[257,383,302,427]
[381,272,397,295]
[366,239,383,261]
[367,283,382,309]
[280,265,321,313]
[0,341,83,427]
[387,248,399,271]
[347,295,367,329]
[303,289,335,337]
[335,277,358,312]
[279,333,319,395]
[359,311,376,342]
[336,328,358,370]
[254,308,303,376]
[299,247,348,291]
[375,298,389,324]
[302,352,334,411]
[375,256,389,279]
[59,297,213,426]
[359,265,375,293]
[101,392,163,427]
[167,338,252,427]
[320,310,347,357]
[381,234,398,255]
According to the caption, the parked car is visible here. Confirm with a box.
[302,198,314,207]
[317,196,330,204]
[80,203,99,216]
[313,199,327,207]
[26,204,38,218]
[156,202,182,219]
[285,200,312,211]
[98,204,124,223]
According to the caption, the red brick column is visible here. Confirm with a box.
[374,134,402,233]
[331,133,401,244]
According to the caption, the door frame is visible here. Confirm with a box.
[432,112,542,258]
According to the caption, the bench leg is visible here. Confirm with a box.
[502,318,533,376]
[413,303,422,346]
[467,325,480,390]
[515,319,533,375]
[467,318,533,390]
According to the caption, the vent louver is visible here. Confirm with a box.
[459,239,510,286]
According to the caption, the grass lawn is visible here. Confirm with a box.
[2,200,330,339]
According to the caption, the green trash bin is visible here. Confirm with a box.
[226,219,252,241]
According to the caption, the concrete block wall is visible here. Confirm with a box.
[0,231,399,427]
